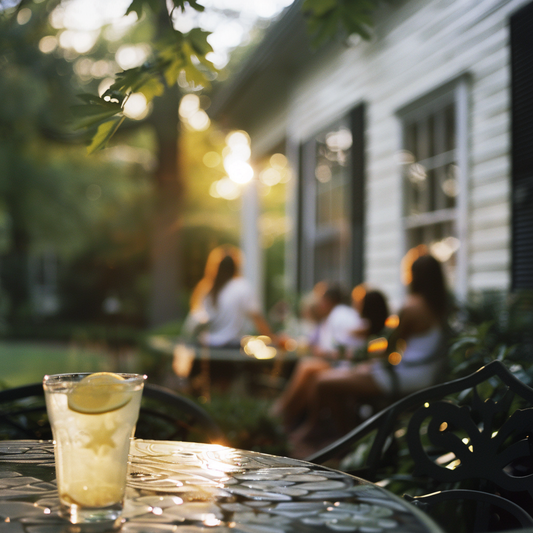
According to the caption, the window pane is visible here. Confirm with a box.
[404,101,456,216]
[314,238,348,284]
[441,163,458,209]
[405,162,429,215]
[417,118,431,161]
[405,122,417,159]
[311,119,354,286]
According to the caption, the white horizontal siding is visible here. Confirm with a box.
[471,156,510,185]
[471,249,509,270]
[470,226,509,252]
[470,271,509,291]
[471,180,510,209]
[260,0,530,298]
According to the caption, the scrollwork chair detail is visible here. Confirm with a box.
[306,360,533,531]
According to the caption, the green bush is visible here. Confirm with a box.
[448,289,533,382]
[199,393,289,456]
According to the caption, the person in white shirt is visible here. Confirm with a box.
[270,283,364,429]
[185,245,275,348]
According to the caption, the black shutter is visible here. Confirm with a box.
[511,1,533,289]
[350,103,366,286]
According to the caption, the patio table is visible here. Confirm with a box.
[0,439,444,532]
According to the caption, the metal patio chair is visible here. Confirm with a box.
[306,360,533,532]
[0,380,226,445]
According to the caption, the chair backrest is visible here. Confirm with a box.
[0,381,226,445]
[307,360,533,531]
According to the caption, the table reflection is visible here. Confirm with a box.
[0,440,442,532]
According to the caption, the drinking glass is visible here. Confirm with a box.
[43,372,144,528]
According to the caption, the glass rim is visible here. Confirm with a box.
[43,372,146,384]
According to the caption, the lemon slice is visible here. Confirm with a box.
[68,372,132,414]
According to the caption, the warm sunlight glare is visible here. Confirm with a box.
[179,94,200,119]
[124,93,149,120]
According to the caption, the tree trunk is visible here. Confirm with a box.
[148,83,183,326]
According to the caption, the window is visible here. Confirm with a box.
[297,105,365,291]
[399,80,468,294]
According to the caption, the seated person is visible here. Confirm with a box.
[271,284,387,430]
[352,288,390,343]
[288,253,450,457]
[312,283,365,359]
[184,245,277,348]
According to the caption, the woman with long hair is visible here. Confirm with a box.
[288,252,450,457]
[186,245,275,348]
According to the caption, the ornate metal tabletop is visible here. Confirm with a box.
[0,439,442,532]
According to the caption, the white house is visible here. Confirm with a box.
[209,0,533,310]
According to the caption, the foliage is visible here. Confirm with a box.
[303,0,396,46]
[1,0,399,152]
[447,290,533,384]
[0,1,159,326]
[200,392,289,456]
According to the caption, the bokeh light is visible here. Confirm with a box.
[270,153,287,169]
[39,36,58,54]
[203,152,221,168]
[215,178,240,200]
[179,94,200,119]
[188,110,211,131]
[224,157,253,184]
[59,30,98,53]
[115,44,151,70]
[17,8,32,25]
[124,93,150,120]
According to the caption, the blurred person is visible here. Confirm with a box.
[289,254,450,456]
[184,245,276,348]
[312,283,365,358]
[270,283,382,430]
[352,288,390,342]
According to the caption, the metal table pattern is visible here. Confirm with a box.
[0,440,443,533]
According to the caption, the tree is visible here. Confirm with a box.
[0,0,395,327]
[0,1,154,325]
[2,0,394,152]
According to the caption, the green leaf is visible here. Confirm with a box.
[188,28,213,56]
[70,103,122,131]
[125,0,161,18]
[344,22,372,40]
[108,68,146,95]
[171,0,205,12]
[76,93,119,107]
[304,0,384,46]
[136,76,165,100]
[311,11,340,47]
[87,116,125,155]
[302,0,337,17]
[72,110,120,131]
[163,59,184,87]
[71,103,121,117]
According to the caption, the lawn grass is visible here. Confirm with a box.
[0,341,118,388]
